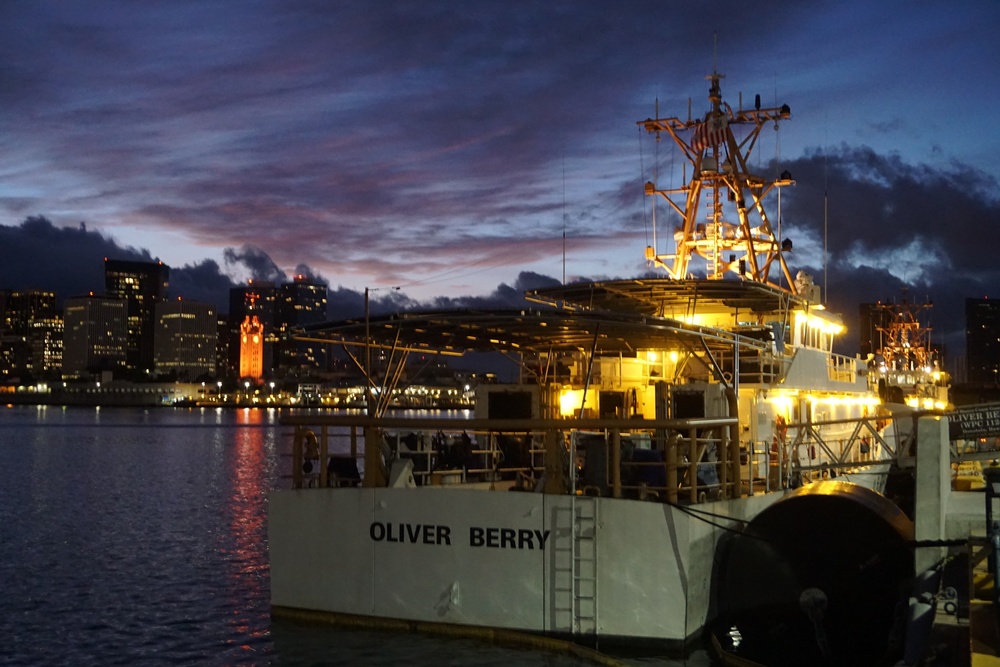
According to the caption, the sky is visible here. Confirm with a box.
[1,1,999,370]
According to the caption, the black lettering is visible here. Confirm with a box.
[406,523,420,543]
[423,524,436,544]
[518,529,533,549]
[501,528,515,549]
[470,526,485,547]
[370,522,385,541]
[535,529,550,549]
[487,528,499,548]
[437,525,452,546]
[386,522,400,542]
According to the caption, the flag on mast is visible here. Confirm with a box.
[691,115,728,152]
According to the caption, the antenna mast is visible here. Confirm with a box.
[638,70,796,291]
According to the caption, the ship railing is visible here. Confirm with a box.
[780,413,910,483]
[279,415,745,504]
[827,353,859,383]
[716,348,789,385]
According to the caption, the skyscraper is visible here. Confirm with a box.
[105,259,169,378]
[62,295,127,378]
[153,298,217,380]
[967,297,1000,384]
[0,289,62,381]
[277,274,328,373]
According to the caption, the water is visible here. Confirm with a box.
[0,406,702,666]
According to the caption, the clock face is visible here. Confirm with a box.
[241,335,247,343]
[252,335,260,344]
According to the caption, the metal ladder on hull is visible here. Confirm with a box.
[552,495,599,637]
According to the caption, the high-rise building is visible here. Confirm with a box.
[153,298,217,380]
[967,297,1000,384]
[62,295,127,378]
[0,289,62,381]
[277,275,329,373]
[215,313,230,380]
[105,258,169,378]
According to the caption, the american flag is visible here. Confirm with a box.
[690,115,728,152]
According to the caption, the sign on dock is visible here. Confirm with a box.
[949,402,1000,440]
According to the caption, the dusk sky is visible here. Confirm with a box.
[1,2,998,367]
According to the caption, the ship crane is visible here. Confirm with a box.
[640,71,797,294]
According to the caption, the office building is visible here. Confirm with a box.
[105,258,169,378]
[0,289,62,381]
[153,298,217,380]
[62,295,127,378]
[276,274,329,373]
[967,297,1000,384]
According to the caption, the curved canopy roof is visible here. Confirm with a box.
[525,277,801,318]
[294,306,771,358]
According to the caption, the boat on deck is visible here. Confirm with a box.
[269,70,919,662]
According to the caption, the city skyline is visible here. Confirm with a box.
[1,2,999,356]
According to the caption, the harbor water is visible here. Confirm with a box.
[0,405,703,666]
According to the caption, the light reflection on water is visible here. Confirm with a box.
[0,406,697,666]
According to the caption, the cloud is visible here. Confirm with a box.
[222,245,287,284]
[774,147,1000,362]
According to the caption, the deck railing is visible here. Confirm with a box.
[280,415,742,504]
[279,412,913,502]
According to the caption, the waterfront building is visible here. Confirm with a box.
[153,298,217,380]
[239,309,264,380]
[0,289,62,381]
[229,280,276,378]
[62,295,127,378]
[967,297,1000,384]
[215,313,230,380]
[276,274,328,374]
[105,258,169,378]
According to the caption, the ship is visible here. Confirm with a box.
[866,293,950,411]
[268,70,920,664]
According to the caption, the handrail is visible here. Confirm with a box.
[281,414,741,503]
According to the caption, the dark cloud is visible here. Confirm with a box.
[3,1,995,296]
[772,147,1000,366]
[167,259,241,312]
[0,216,144,298]
[1,2,999,374]
[222,245,287,284]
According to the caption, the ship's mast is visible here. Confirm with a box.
[640,71,796,293]
[876,298,936,371]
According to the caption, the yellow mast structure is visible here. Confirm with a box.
[639,71,796,292]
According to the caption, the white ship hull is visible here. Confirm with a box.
[269,485,781,648]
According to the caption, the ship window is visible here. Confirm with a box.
[673,391,704,419]
[487,391,533,419]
